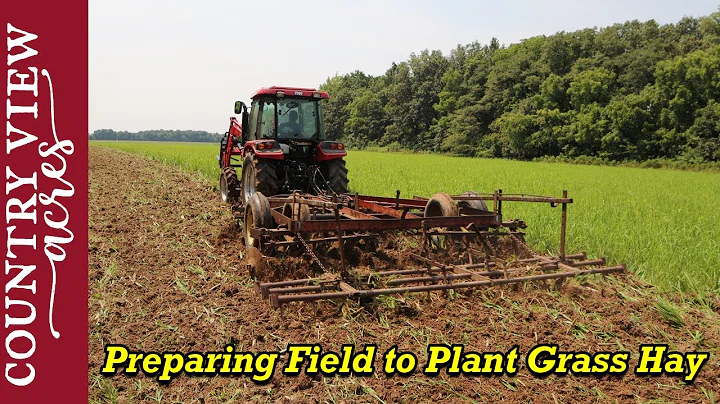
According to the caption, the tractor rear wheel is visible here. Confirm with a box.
[219,167,240,204]
[322,158,349,194]
[241,154,278,204]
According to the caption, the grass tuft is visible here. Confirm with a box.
[655,299,685,329]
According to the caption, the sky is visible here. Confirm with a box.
[89,0,720,133]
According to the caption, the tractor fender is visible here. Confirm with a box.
[243,140,284,160]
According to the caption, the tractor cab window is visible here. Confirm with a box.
[259,100,276,139]
[276,98,319,139]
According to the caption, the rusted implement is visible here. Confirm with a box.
[239,190,625,307]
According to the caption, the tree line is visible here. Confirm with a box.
[90,129,223,143]
[319,10,720,164]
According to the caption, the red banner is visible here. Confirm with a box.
[1,1,88,401]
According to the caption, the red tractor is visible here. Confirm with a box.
[218,86,349,205]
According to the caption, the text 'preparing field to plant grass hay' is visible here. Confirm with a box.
[101,343,709,384]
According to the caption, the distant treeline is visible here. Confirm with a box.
[90,129,223,143]
[319,9,720,164]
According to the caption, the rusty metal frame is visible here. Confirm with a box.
[246,190,623,307]
[265,265,625,307]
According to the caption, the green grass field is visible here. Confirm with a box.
[93,141,720,295]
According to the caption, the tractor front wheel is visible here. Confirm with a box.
[241,154,278,204]
[321,158,349,194]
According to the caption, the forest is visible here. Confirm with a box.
[89,129,223,143]
[319,10,720,165]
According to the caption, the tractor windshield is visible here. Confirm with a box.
[276,98,321,140]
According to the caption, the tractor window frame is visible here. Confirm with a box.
[248,99,261,141]
[317,99,326,140]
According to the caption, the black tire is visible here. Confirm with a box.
[220,167,240,204]
[457,191,489,212]
[281,194,313,245]
[322,158,349,194]
[282,200,310,222]
[423,192,459,248]
[241,154,278,204]
[424,192,459,217]
[244,192,272,249]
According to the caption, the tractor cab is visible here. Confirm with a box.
[235,87,330,163]
[220,86,348,204]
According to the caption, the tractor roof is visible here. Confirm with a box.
[251,86,329,100]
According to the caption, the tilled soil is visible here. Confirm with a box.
[89,146,720,403]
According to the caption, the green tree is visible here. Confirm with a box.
[344,87,387,148]
[310,10,720,164]
[567,67,616,109]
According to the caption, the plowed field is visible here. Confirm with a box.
[89,147,720,403]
